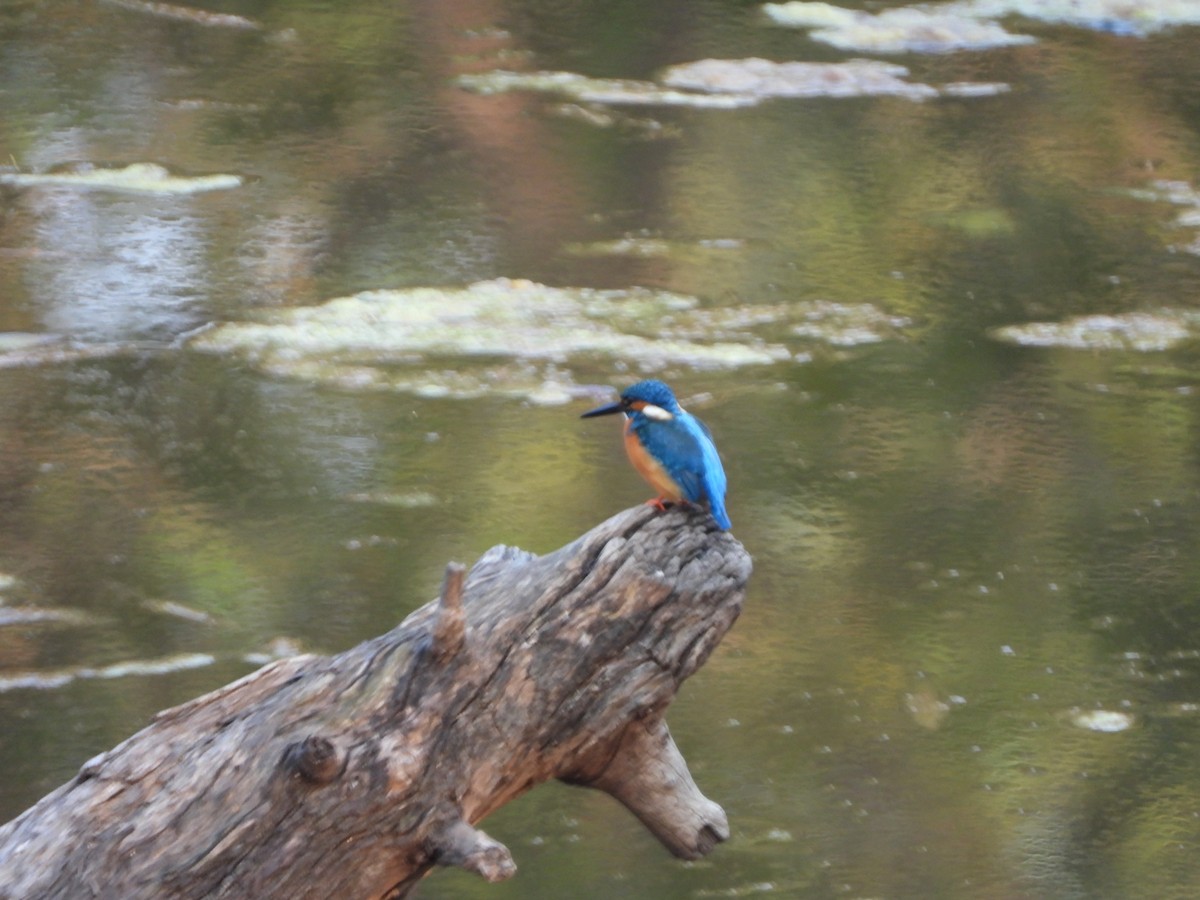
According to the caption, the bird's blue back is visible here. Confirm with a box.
[628,403,731,530]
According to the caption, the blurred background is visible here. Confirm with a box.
[4,1,1200,897]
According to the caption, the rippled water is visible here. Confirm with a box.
[4,1,1200,897]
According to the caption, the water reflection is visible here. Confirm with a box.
[3,0,1200,897]
[26,193,210,341]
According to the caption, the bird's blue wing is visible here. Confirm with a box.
[631,416,709,503]
[687,413,730,529]
[633,412,731,529]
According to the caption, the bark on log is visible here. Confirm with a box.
[0,505,750,899]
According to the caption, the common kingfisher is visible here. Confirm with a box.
[581,379,731,530]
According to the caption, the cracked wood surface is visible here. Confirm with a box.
[0,505,751,899]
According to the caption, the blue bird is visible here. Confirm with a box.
[581,380,731,530]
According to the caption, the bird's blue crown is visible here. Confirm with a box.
[621,379,681,412]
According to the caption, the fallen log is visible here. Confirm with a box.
[0,504,751,899]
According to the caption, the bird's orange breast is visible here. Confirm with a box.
[623,419,684,500]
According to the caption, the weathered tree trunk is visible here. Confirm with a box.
[0,505,750,899]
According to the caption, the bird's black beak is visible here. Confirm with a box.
[580,400,625,419]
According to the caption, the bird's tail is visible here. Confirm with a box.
[709,497,732,531]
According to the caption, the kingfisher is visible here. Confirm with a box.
[581,379,731,530]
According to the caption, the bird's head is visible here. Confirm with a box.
[580,379,681,422]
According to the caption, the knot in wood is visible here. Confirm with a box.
[284,735,343,784]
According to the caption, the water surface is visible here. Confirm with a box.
[4,1,1200,897]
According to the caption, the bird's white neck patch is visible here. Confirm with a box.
[640,402,674,421]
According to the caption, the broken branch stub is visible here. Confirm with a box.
[0,505,750,899]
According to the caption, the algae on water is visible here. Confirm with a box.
[456,70,759,108]
[761,3,1035,53]
[189,279,793,403]
[763,0,1200,52]
[990,311,1200,351]
[190,278,913,403]
[459,59,1008,107]
[0,163,244,195]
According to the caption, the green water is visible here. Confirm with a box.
[4,1,1200,897]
